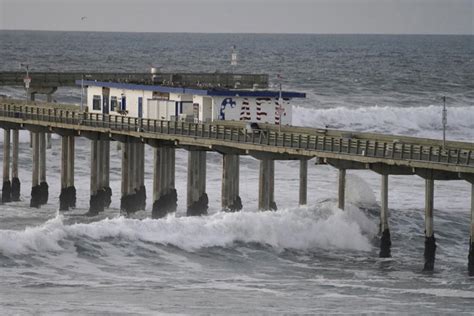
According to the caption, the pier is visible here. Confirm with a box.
[1,99,474,275]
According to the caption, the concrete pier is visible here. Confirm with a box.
[89,140,104,215]
[469,184,474,276]
[338,169,346,210]
[152,146,177,218]
[424,177,436,271]
[258,159,277,211]
[120,141,142,214]
[136,143,146,210]
[11,130,20,201]
[299,159,308,206]
[103,141,112,208]
[380,174,391,258]
[59,136,76,210]
[187,150,208,216]
[222,154,242,212]
[38,133,48,205]
[2,129,11,202]
[30,133,41,208]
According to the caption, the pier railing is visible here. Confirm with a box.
[0,103,473,171]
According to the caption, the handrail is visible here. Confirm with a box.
[0,102,473,169]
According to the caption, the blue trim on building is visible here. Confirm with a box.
[76,80,306,98]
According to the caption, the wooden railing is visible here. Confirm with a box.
[0,103,473,169]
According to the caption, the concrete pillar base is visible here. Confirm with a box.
[468,240,474,276]
[104,186,112,208]
[88,190,106,215]
[137,185,146,210]
[379,228,391,258]
[11,177,20,201]
[39,181,49,205]
[224,196,243,212]
[120,193,141,214]
[2,180,12,203]
[59,186,76,211]
[187,193,208,216]
[152,189,178,219]
[423,235,436,271]
[30,185,42,208]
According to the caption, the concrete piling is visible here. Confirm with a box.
[11,130,20,201]
[222,154,242,212]
[468,184,474,276]
[152,147,177,218]
[120,141,142,214]
[424,177,436,271]
[88,140,104,215]
[59,136,76,211]
[2,129,11,203]
[38,133,48,205]
[187,150,208,216]
[338,169,346,210]
[136,143,146,210]
[299,159,308,206]
[30,132,41,208]
[380,174,391,258]
[103,140,112,208]
[258,158,277,211]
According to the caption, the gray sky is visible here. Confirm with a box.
[1,0,473,34]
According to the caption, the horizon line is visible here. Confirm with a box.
[1,28,472,36]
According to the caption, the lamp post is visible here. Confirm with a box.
[20,63,30,105]
[442,96,447,149]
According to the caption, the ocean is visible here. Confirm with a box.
[0,31,473,315]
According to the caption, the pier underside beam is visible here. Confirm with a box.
[258,158,276,211]
[11,130,20,201]
[299,159,308,206]
[2,129,11,203]
[152,146,177,219]
[424,176,436,271]
[380,174,391,258]
[222,154,242,212]
[187,150,208,216]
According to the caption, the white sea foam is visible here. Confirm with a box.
[0,204,377,256]
[293,105,474,141]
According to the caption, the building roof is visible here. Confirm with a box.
[76,80,306,98]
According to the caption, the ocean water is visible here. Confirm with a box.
[0,31,473,314]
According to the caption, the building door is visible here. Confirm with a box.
[138,97,143,118]
[102,87,110,115]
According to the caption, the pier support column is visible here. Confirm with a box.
[299,159,308,206]
[89,140,104,215]
[222,154,242,212]
[424,177,436,271]
[380,174,391,258]
[120,142,130,212]
[30,132,41,208]
[11,130,20,201]
[136,143,146,210]
[338,169,346,210]
[152,147,177,218]
[258,159,277,211]
[2,129,11,203]
[187,150,208,216]
[103,141,112,208]
[59,136,76,210]
[468,183,474,276]
[120,142,140,214]
[38,133,48,205]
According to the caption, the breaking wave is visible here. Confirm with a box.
[0,204,378,257]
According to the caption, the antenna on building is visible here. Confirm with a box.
[231,45,238,68]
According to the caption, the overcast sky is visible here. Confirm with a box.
[1,0,473,34]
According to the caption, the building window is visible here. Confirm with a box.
[110,96,118,112]
[92,95,101,111]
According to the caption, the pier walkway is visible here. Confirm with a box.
[1,99,474,275]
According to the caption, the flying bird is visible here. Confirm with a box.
[81,16,87,21]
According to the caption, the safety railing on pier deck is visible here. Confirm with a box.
[0,103,473,169]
